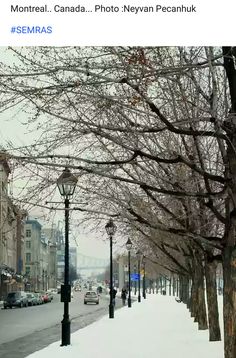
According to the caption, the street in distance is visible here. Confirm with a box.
[10,4,197,13]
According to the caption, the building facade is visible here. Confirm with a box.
[0,154,25,299]
[24,220,58,291]
[24,219,42,291]
[41,228,58,289]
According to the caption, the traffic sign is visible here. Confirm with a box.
[131,273,140,281]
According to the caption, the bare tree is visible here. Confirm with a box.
[1,46,236,356]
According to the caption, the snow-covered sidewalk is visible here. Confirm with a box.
[26,294,224,358]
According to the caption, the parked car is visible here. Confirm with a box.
[84,291,99,305]
[46,291,53,302]
[39,291,50,303]
[34,292,43,305]
[3,291,28,309]
[26,293,37,306]
[35,291,45,303]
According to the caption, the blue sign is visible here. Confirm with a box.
[131,273,140,281]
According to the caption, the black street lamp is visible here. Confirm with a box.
[42,269,45,291]
[142,255,146,299]
[105,218,117,319]
[136,250,142,303]
[126,238,133,308]
[57,167,78,346]
[134,264,137,295]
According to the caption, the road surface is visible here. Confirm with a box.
[0,291,122,358]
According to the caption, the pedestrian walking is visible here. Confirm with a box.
[110,287,117,306]
[121,287,127,306]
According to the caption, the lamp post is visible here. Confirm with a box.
[126,238,133,308]
[134,264,137,295]
[45,270,48,291]
[57,167,78,346]
[105,218,117,319]
[42,269,45,291]
[142,255,146,299]
[136,250,142,303]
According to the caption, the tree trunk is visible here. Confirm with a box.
[196,262,208,330]
[190,260,208,330]
[160,276,162,293]
[179,276,184,301]
[156,278,159,294]
[164,276,167,293]
[169,277,172,296]
[172,277,176,296]
[182,276,189,305]
[176,277,179,297]
[222,246,236,358]
[222,46,236,358]
[179,275,190,306]
[186,279,191,310]
[190,274,198,318]
[205,260,221,341]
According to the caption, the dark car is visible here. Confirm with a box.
[4,291,28,309]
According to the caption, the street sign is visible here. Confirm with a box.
[131,273,140,281]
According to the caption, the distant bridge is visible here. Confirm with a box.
[77,253,109,271]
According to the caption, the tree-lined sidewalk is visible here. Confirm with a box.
[0,46,236,357]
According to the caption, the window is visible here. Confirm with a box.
[25,253,31,263]
[26,241,31,249]
[25,266,31,276]
[26,229,31,237]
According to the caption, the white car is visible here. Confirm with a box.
[84,291,99,305]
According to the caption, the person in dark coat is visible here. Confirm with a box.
[121,287,127,305]
[110,287,117,306]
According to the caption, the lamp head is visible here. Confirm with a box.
[126,238,133,251]
[105,218,117,236]
[57,167,78,197]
